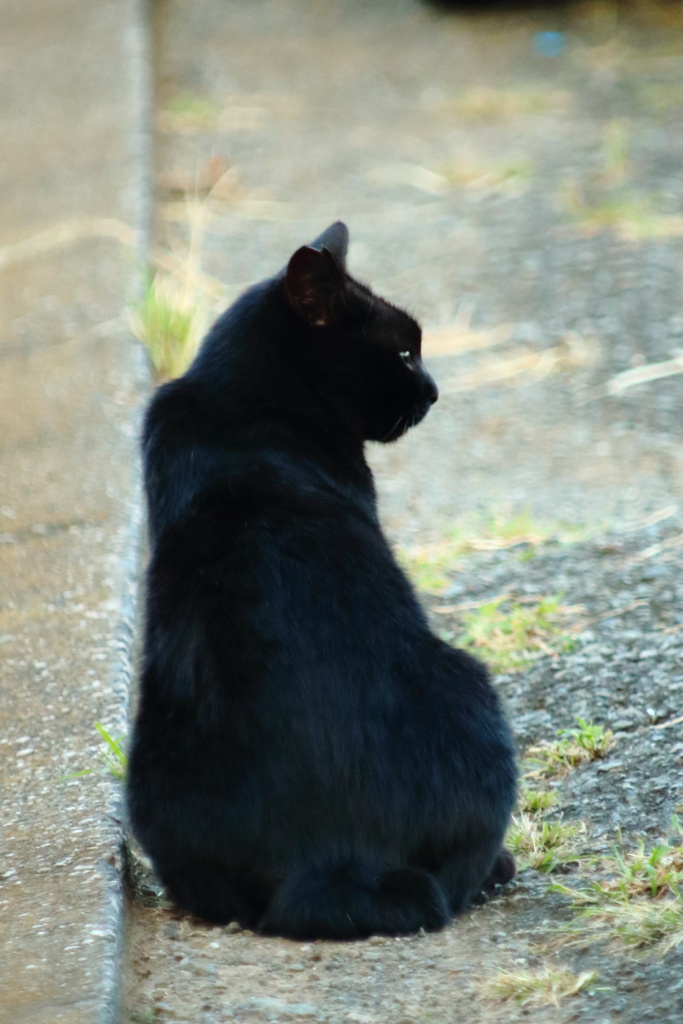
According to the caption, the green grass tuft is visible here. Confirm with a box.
[440,155,534,192]
[130,275,207,380]
[520,785,559,814]
[398,511,585,596]
[507,814,585,873]
[450,84,571,122]
[163,91,221,130]
[64,722,127,782]
[527,718,614,778]
[552,819,683,954]
[459,594,574,674]
[560,118,669,240]
[94,722,127,781]
[488,964,599,1007]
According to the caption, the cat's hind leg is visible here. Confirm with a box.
[436,839,512,915]
[156,858,264,928]
[258,860,450,940]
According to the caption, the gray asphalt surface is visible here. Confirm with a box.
[124,2,683,1022]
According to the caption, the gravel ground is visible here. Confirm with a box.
[123,515,683,1024]
[123,1,683,1020]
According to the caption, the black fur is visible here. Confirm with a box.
[127,222,517,939]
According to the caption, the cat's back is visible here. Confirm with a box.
[143,374,425,683]
[145,372,373,538]
[149,427,391,623]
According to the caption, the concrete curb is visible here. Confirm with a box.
[99,487,145,1024]
[98,1,154,1019]
[0,0,156,1019]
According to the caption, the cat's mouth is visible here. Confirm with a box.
[381,400,435,442]
[414,397,436,428]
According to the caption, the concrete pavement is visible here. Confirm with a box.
[3,1,683,1021]
[0,1,151,1019]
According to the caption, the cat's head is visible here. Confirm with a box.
[283,222,438,444]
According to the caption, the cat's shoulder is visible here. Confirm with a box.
[143,376,206,446]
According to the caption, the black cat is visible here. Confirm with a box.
[127,222,517,939]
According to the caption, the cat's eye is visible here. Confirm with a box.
[399,351,413,368]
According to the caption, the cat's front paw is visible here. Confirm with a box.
[483,847,516,890]
[380,867,451,933]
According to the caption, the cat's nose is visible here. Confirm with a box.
[424,376,438,406]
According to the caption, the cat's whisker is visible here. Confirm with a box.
[360,297,377,338]
[381,414,406,442]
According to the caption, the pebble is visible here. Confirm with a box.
[596,760,623,773]
[235,997,319,1019]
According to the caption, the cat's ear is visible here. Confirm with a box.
[285,245,345,327]
[310,221,349,268]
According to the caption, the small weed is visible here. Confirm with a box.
[398,515,486,594]
[520,785,559,814]
[572,898,683,955]
[488,964,599,1007]
[441,156,534,193]
[475,510,548,545]
[459,594,574,673]
[130,274,208,380]
[131,136,239,379]
[635,80,683,115]
[563,183,663,239]
[450,85,571,121]
[95,723,128,780]
[128,1009,159,1024]
[561,119,667,240]
[602,118,630,188]
[399,511,583,596]
[66,723,127,782]
[527,718,614,778]
[507,814,585,873]
[160,91,221,131]
[518,546,537,563]
[560,717,614,758]
[399,543,460,595]
[552,819,683,954]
